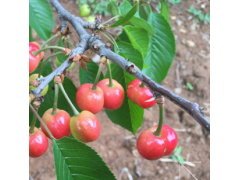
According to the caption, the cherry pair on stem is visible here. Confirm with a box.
[29,82,70,158]
[76,59,124,114]
[57,80,101,143]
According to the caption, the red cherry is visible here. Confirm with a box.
[29,42,41,73]
[31,42,44,60]
[137,125,178,160]
[29,127,48,158]
[70,110,100,142]
[76,83,104,114]
[41,108,71,139]
[97,79,124,110]
[127,79,155,108]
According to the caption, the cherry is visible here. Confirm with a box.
[31,42,44,60]
[127,79,155,108]
[86,16,95,23]
[55,57,74,71]
[70,110,100,142]
[97,79,124,110]
[29,74,49,96]
[41,108,71,139]
[137,125,178,160]
[76,83,104,114]
[29,42,42,73]
[79,4,90,17]
[29,127,48,158]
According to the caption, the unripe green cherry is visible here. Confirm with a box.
[86,16,95,23]
[55,57,74,71]
[79,4,90,17]
[29,74,49,96]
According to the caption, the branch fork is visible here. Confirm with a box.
[30,0,210,133]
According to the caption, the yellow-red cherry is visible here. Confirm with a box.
[70,110,100,143]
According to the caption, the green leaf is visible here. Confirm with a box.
[171,156,178,161]
[142,13,175,83]
[123,26,149,59]
[29,26,33,42]
[120,0,132,15]
[186,82,194,90]
[118,42,143,69]
[29,0,54,40]
[29,61,79,127]
[126,0,133,5]
[198,13,204,21]
[168,0,181,5]
[79,61,104,85]
[104,42,144,134]
[118,31,130,43]
[177,156,185,164]
[110,4,137,27]
[129,16,155,35]
[204,13,210,24]
[142,3,151,17]
[53,137,116,180]
[161,0,170,24]
[188,5,197,15]
[105,66,144,134]
[174,146,182,153]
[138,3,147,20]
[107,0,120,16]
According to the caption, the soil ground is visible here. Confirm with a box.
[30,0,210,179]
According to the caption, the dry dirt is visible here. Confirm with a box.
[29,0,210,179]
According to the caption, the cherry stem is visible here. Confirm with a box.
[105,31,119,51]
[91,64,102,90]
[102,15,120,25]
[29,108,38,134]
[99,32,115,46]
[140,82,146,88]
[32,46,65,56]
[99,31,119,51]
[38,51,63,78]
[29,104,55,139]
[64,37,75,48]
[58,83,79,116]
[106,60,113,88]
[154,96,164,137]
[51,83,59,115]
[41,34,59,48]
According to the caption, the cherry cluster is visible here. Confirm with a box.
[29,41,178,160]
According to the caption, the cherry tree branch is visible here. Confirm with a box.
[31,0,210,133]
